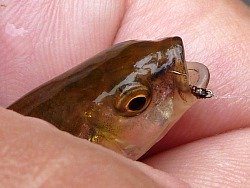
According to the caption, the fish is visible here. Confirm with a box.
[7,37,212,160]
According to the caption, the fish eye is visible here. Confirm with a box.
[128,95,147,111]
[114,82,151,116]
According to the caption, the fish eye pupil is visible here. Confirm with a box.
[128,96,147,111]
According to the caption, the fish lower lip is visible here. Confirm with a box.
[89,132,140,159]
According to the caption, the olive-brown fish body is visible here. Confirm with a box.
[8,37,198,160]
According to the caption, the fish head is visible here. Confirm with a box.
[85,37,199,159]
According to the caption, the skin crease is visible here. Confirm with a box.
[0,0,249,187]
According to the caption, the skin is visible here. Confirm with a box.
[0,0,249,187]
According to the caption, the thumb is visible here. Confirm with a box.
[0,107,188,187]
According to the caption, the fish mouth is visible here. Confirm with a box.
[187,62,214,98]
[187,62,210,89]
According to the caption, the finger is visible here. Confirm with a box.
[0,0,125,106]
[144,128,250,187]
[0,107,189,187]
[114,0,250,151]
[1,0,250,154]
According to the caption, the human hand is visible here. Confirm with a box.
[0,0,250,187]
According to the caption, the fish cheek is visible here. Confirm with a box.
[81,99,124,143]
[146,95,174,126]
[138,68,192,133]
[83,95,152,158]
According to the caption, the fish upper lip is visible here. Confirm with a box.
[187,62,210,89]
